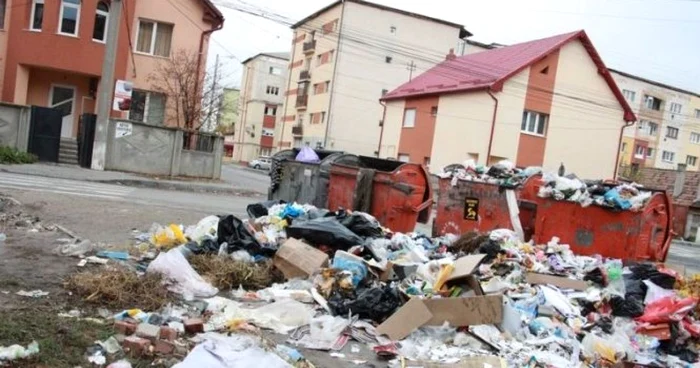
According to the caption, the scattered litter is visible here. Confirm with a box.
[97,250,130,260]
[0,341,39,361]
[87,350,107,365]
[16,289,49,298]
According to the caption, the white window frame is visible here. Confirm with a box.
[266,86,279,96]
[670,102,682,114]
[634,145,645,158]
[691,132,700,144]
[264,106,277,116]
[648,122,658,136]
[135,20,173,57]
[662,151,675,163]
[646,147,654,159]
[127,90,165,124]
[667,126,679,139]
[398,154,409,162]
[688,156,698,167]
[521,110,548,136]
[622,89,636,102]
[402,108,416,128]
[58,0,81,37]
[29,0,44,31]
[695,109,700,119]
[269,66,282,75]
[93,1,109,43]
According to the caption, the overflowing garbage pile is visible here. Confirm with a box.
[36,202,700,368]
[438,159,542,188]
[538,173,653,211]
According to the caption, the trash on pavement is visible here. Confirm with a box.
[97,250,130,260]
[0,341,39,361]
[147,249,218,300]
[273,238,329,279]
[173,333,291,368]
[15,289,49,298]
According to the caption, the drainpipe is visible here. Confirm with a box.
[614,120,635,179]
[376,100,387,157]
[486,89,499,164]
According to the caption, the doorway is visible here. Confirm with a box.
[49,84,76,138]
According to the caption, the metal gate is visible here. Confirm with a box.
[77,113,97,168]
[27,106,63,163]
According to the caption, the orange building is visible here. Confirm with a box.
[0,0,223,142]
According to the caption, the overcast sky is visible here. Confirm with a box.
[208,0,700,93]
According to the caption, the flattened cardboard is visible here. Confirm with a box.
[422,294,503,326]
[446,254,486,283]
[376,294,504,341]
[273,238,329,279]
[376,297,432,341]
[526,272,588,291]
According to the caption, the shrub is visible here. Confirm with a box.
[0,146,37,164]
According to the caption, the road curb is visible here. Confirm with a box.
[91,179,265,197]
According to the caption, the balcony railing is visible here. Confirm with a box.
[292,125,303,136]
[299,70,311,81]
[295,95,308,109]
[303,40,316,54]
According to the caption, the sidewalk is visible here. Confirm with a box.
[0,163,264,196]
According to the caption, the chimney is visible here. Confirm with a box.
[446,48,456,61]
[674,163,686,197]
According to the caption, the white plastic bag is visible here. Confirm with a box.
[643,280,677,305]
[186,215,219,243]
[174,333,291,368]
[309,315,351,344]
[246,299,313,334]
[147,249,219,300]
[0,341,39,361]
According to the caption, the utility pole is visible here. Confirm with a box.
[207,54,220,132]
[91,0,122,170]
[406,61,416,81]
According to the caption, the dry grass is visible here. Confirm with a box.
[65,266,173,311]
[189,254,283,290]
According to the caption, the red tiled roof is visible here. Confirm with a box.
[381,30,636,122]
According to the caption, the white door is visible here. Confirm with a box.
[49,85,76,138]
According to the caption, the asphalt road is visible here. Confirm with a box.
[666,241,700,275]
[220,163,270,195]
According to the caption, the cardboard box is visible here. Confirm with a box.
[525,272,589,291]
[273,238,329,279]
[377,254,502,341]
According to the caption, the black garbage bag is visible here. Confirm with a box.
[624,275,647,299]
[217,215,277,257]
[336,211,384,238]
[610,295,644,318]
[478,239,502,262]
[630,263,677,289]
[659,323,699,363]
[246,200,285,219]
[286,217,363,249]
[584,267,606,287]
[183,238,220,255]
[328,286,402,323]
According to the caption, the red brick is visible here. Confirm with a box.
[184,318,204,334]
[123,336,151,357]
[154,340,176,354]
[159,326,178,341]
[114,321,137,335]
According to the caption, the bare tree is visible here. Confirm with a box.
[148,49,224,133]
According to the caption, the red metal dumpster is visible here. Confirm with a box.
[432,176,538,238]
[520,177,673,262]
[327,156,433,233]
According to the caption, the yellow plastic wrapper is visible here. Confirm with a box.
[433,264,455,292]
[152,224,186,249]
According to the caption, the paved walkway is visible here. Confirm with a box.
[0,163,264,196]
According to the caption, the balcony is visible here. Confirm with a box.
[303,40,316,54]
[292,125,303,136]
[295,95,308,109]
[299,70,311,81]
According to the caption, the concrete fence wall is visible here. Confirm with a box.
[105,119,223,179]
[0,102,31,152]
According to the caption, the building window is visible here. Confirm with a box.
[691,132,700,144]
[93,1,109,42]
[0,0,5,29]
[695,109,700,119]
[646,147,654,158]
[666,126,679,139]
[128,90,166,125]
[321,111,326,124]
[390,26,396,34]
[521,110,548,136]
[662,151,675,163]
[402,108,416,128]
[269,66,282,75]
[266,86,279,95]
[638,120,658,135]
[621,142,627,152]
[688,156,698,167]
[136,20,174,57]
[430,106,438,117]
[381,89,388,96]
[635,145,645,158]
[262,128,274,137]
[398,154,409,162]
[670,102,683,114]
[645,95,663,111]
[264,106,277,116]
[385,56,393,63]
[325,81,330,92]
[30,0,44,31]
[622,89,636,102]
[59,0,81,36]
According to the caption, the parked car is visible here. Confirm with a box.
[249,156,272,170]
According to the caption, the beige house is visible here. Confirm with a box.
[380,31,636,179]
[278,0,470,155]
[233,52,289,163]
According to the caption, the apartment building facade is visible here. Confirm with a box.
[380,31,635,179]
[0,0,223,139]
[278,0,470,155]
[613,69,700,172]
[233,52,289,163]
